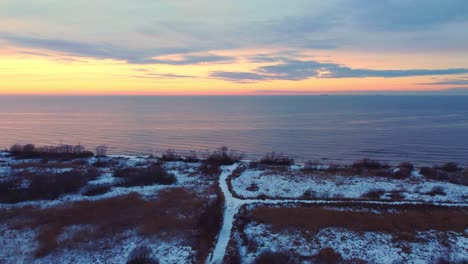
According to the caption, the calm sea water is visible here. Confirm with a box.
[0,96,467,165]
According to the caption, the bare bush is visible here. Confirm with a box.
[160,149,182,162]
[425,186,446,196]
[259,152,294,166]
[246,183,259,192]
[314,247,344,264]
[398,162,414,171]
[0,168,99,203]
[9,144,94,160]
[420,166,449,181]
[200,146,242,175]
[393,167,411,179]
[254,251,298,264]
[114,165,176,187]
[439,162,460,173]
[95,145,108,156]
[352,159,385,171]
[127,246,159,264]
[82,184,111,196]
[362,188,386,199]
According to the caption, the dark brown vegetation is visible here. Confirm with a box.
[0,167,100,203]
[127,246,159,264]
[362,188,386,199]
[252,248,347,264]
[259,152,294,166]
[420,166,467,185]
[247,205,467,235]
[438,162,461,173]
[199,146,242,175]
[82,184,112,196]
[352,158,389,171]
[114,164,176,187]
[159,149,183,162]
[254,251,299,264]
[425,186,446,196]
[9,144,94,160]
[0,188,223,261]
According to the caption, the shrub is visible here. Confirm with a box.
[27,169,92,200]
[159,149,182,162]
[393,167,411,179]
[0,168,100,203]
[420,167,449,181]
[352,159,383,171]
[315,247,344,264]
[426,186,446,196]
[114,165,176,187]
[398,162,414,171]
[22,144,36,154]
[9,144,94,160]
[420,166,438,178]
[200,147,242,175]
[388,190,405,200]
[363,188,385,199]
[206,146,242,166]
[82,184,111,196]
[254,251,298,264]
[302,189,317,199]
[439,162,460,173]
[184,151,200,163]
[246,183,259,192]
[127,246,159,264]
[9,144,24,154]
[95,145,108,156]
[259,152,294,166]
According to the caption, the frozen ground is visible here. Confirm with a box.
[1,152,467,263]
[0,225,195,264]
[238,223,467,264]
[231,166,467,203]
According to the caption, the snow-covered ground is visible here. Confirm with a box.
[231,166,467,203]
[2,153,467,263]
[0,155,209,209]
[0,225,195,264]
[237,223,467,264]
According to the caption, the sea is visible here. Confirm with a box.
[1,95,467,165]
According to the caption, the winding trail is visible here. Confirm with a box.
[207,164,468,264]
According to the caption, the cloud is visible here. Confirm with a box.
[419,78,468,85]
[210,71,273,83]
[0,33,235,65]
[349,0,468,31]
[211,58,468,82]
[254,87,468,95]
[132,73,195,79]
[149,54,235,65]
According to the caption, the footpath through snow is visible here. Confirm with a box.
[207,163,468,264]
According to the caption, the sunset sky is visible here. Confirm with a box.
[1,0,468,95]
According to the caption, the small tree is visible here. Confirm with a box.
[96,145,108,156]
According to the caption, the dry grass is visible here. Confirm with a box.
[0,188,222,260]
[247,205,467,234]
[0,168,100,203]
[114,165,176,187]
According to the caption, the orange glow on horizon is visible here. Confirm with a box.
[1,47,465,95]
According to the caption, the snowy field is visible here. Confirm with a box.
[227,204,468,264]
[230,163,467,203]
[0,152,220,263]
[1,151,467,264]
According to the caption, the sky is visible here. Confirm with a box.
[1,0,468,95]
